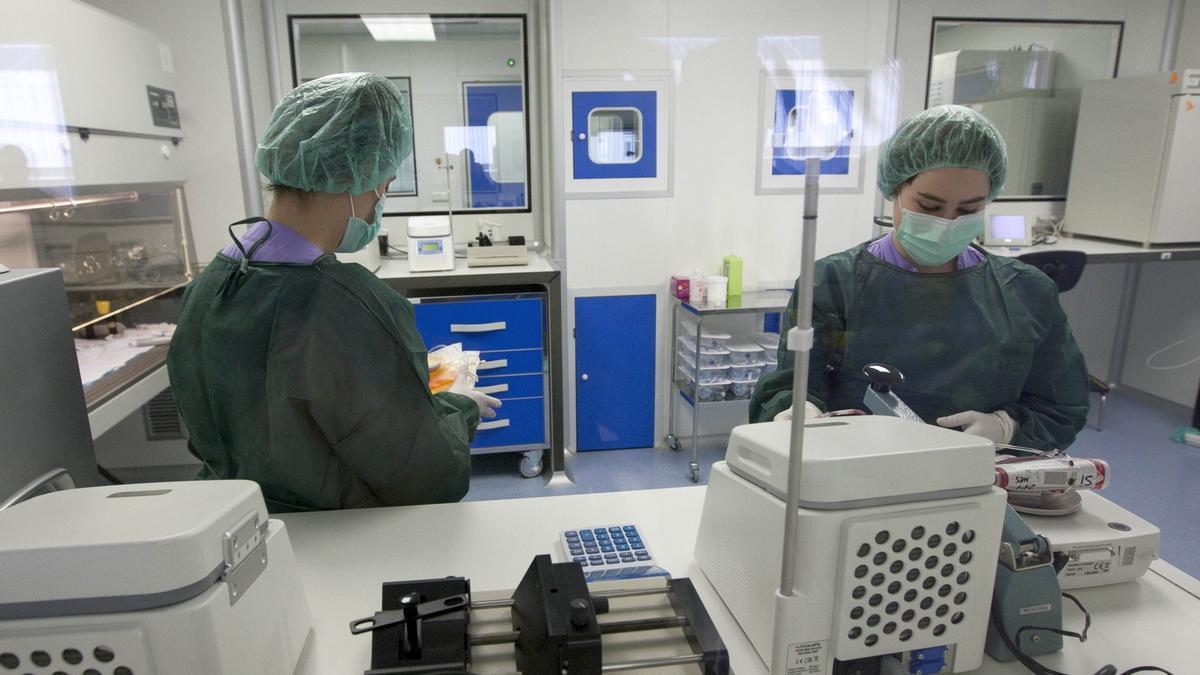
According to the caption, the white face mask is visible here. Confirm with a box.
[895,207,984,267]
[336,189,385,253]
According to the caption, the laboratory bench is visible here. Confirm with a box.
[374,251,566,480]
[279,485,1200,674]
[983,234,1200,263]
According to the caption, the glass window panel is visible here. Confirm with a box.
[290,15,529,213]
[588,108,643,164]
[928,20,1122,199]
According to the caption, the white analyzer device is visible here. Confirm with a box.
[1023,490,1160,589]
[695,416,1006,674]
[407,215,456,272]
[0,480,311,675]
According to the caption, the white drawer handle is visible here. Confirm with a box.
[478,419,511,431]
[476,383,508,395]
[478,359,508,371]
[451,321,507,333]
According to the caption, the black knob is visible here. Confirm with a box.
[863,363,904,392]
[591,596,610,615]
[569,598,591,629]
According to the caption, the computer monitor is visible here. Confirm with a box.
[984,212,1033,247]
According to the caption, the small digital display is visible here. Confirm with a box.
[418,240,443,254]
[989,214,1028,241]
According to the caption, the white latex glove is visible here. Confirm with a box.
[774,401,823,422]
[449,375,502,420]
[936,409,1017,444]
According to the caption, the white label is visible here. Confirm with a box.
[784,640,827,675]
[159,43,174,73]
[1020,603,1053,616]
[1183,69,1200,93]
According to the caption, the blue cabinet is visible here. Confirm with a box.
[575,295,656,451]
[413,293,548,456]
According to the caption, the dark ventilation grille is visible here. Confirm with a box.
[143,388,185,440]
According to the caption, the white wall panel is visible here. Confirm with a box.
[565,198,668,289]
[560,0,670,70]
[1121,261,1200,407]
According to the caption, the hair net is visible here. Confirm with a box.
[877,105,1007,201]
[255,72,413,195]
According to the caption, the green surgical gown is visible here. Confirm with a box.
[750,240,1090,451]
[167,254,479,512]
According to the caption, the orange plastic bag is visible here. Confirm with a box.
[427,343,480,394]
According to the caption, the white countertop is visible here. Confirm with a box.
[279,486,1200,674]
[376,250,556,280]
[985,235,1200,261]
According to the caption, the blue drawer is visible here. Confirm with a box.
[414,297,543,352]
[472,396,546,450]
[475,373,544,400]
[476,349,544,376]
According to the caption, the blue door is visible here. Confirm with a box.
[571,90,657,180]
[575,295,656,451]
[463,82,526,208]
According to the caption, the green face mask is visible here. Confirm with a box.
[896,207,984,267]
[337,189,385,253]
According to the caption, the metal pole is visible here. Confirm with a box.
[601,654,705,673]
[1106,262,1141,387]
[779,156,820,596]
[598,616,688,634]
[1161,0,1184,72]
[469,630,521,646]
[221,0,264,215]
[470,585,672,611]
[260,0,283,105]
[873,0,902,239]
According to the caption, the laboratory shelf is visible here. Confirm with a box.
[668,291,790,483]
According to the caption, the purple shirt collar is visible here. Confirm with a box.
[866,233,984,272]
[221,219,325,265]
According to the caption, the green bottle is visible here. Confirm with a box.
[723,254,743,297]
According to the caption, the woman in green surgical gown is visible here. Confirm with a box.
[750,105,1089,451]
[167,73,499,511]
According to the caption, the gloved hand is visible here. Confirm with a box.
[449,374,502,420]
[774,401,823,422]
[936,409,1017,444]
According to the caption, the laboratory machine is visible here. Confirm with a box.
[350,555,728,674]
[695,416,1007,674]
[983,505,1066,663]
[407,216,456,272]
[993,450,1160,589]
[1064,69,1200,245]
[0,480,311,674]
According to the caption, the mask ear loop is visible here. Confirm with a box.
[226,217,274,273]
[221,217,271,296]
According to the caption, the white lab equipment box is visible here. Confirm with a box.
[0,480,311,674]
[970,96,1077,196]
[1064,70,1200,245]
[0,0,188,188]
[1023,491,1160,589]
[695,417,1005,673]
[928,50,1055,107]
